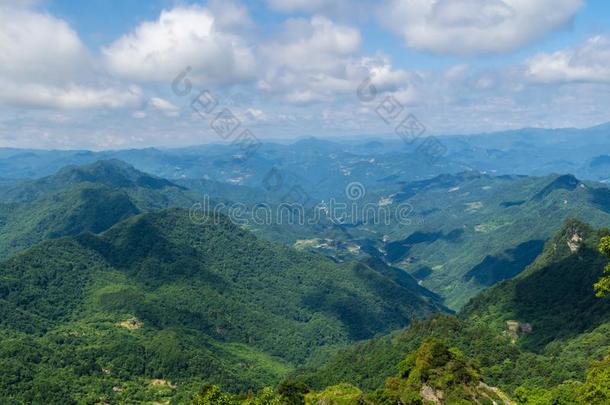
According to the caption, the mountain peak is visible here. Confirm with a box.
[52,159,178,190]
[533,174,581,200]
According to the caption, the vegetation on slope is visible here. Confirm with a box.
[0,160,197,259]
[0,208,446,403]
[291,221,610,404]
[461,219,610,351]
[595,235,610,297]
[190,338,513,405]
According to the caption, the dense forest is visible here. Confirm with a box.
[0,161,609,404]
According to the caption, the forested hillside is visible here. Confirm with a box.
[290,221,610,404]
[0,208,445,403]
[0,160,198,259]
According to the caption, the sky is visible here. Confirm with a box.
[1,0,610,149]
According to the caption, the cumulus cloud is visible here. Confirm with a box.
[267,0,366,14]
[0,2,142,109]
[267,0,333,12]
[258,16,411,104]
[378,0,584,55]
[0,82,142,109]
[525,36,610,83]
[150,97,180,117]
[102,5,256,85]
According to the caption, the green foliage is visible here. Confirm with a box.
[579,353,610,404]
[276,380,310,405]
[0,160,198,260]
[190,385,292,405]
[304,339,505,405]
[295,315,519,392]
[462,220,610,352]
[192,385,239,405]
[595,236,610,297]
[2,161,610,403]
[380,339,481,404]
[298,222,610,405]
[304,383,364,405]
[0,208,445,402]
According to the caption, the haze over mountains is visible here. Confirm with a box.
[3,124,610,184]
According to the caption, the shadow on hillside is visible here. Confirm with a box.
[463,239,545,287]
[510,246,610,351]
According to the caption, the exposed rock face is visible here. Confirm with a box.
[478,382,516,405]
[420,384,443,404]
[568,232,583,253]
[117,317,143,330]
[504,320,533,342]
[506,320,520,333]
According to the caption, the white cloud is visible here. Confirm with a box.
[0,3,89,81]
[258,16,411,104]
[0,81,142,109]
[262,16,361,72]
[150,97,180,117]
[258,16,360,103]
[0,2,142,109]
[244,108,267,122]
[379,0,584,55]
[525,36,610,83]
[103,5,256,85]
[267,0,331,12]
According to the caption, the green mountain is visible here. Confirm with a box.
[293,221,610,404]
[194,338,514,405]
[314,337,513,405]
[5,155,610,312]
[0,208,446,403]
[0,160,197,259]
[352,172,610,308]
[461,219,610,351]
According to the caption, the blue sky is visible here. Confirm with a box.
[1,0,610,149]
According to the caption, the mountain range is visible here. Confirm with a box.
[0,133,609,403]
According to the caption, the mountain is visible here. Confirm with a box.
[461,219,610,351]
[343,172,610,308]
[176,169,610,310]
[0,160,197,259]
[197,338,514,405]
[292,221,610,403]
[2,122,610,188]
[0,208,447,403]
[306,337,514,404]
[9,159,610,311]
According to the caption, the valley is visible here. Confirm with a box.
[0,134,609,404]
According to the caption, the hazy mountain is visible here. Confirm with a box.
[1,123,610,186]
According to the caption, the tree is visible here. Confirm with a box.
[595,237,610,297]
[579,354,610,404]
[277,380,309,405]
[192,385,237,405]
